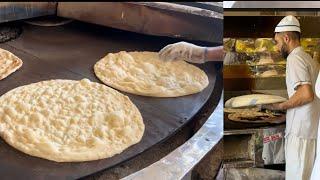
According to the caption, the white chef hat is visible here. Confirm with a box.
[275,15,301,33]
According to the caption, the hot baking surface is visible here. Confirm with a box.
[0,21,220,179]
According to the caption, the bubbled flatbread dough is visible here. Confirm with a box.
[0,79,144,162]
[0,48,23,80]
[225,94,287,108]
[94,51,209,97]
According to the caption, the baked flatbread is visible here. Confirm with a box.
[225,94,287,108]
[0,79,144,162]
[0,48,23,80]
[259,70,279,77]
[228,112,273,122]
[224,107,260,113]
[257,58,274,65]
[94,51,209,97]
[227,111,285,124]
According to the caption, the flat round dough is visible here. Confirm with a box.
[225,94,287,108]
[0,79,144,162]
[228,111,274,121]
[227,111,285,124]
[94,51,209,97]
[224,107,260,113]
[0,48,23,80]
[258,69,279,77]
[256,58,274,65]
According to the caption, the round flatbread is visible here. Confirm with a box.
[0,79,144,162]
[227,112,285,124]
[259,70,278,77]
[94,51,209,97]
[257,58,274,65]
[224,107,260,113]
[228,111,274,121]
[225,94,287,108]
[0,48,23,80]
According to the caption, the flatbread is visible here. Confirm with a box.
[0,79,144,162]
[228,111,274,121]
[257,58,274,65]
[94,51,209,97]
[224,107,260,113]
[0,48,23,80]
[227,111,285,124]
[225,94,287,108]
[259,70,278,77]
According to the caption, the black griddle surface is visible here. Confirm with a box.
[0,21,220,179]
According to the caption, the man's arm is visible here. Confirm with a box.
[205,46,224,62]
[265,84,314,110]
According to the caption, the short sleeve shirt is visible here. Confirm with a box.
[316,71,320,99]
[285,46,320,139]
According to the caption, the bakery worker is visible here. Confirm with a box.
[158,42,224,63]
[311,71,320,180]
[263,15,320,180]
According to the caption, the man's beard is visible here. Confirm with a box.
[280,44,289,59]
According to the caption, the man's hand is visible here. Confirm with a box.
[261,103,284,111]
[159,42,206,64]
[261,84,314,111]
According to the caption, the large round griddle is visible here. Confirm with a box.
[0,21,221,179]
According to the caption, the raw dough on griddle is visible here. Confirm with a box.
[225,94,287,108]
[94,51,209,97]
[0,48,23,80]
[0,79,144,162]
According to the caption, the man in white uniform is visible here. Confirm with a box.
[311,71,320,179]
[263,15,320,180]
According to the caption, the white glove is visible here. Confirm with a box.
[159,42,207,64]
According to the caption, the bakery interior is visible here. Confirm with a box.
[0,2,223,180]
[223,2,320,179]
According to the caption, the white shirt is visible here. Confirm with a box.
[285,46,320,139]
[316,71,320,99]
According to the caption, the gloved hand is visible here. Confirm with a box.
[159,42,207,64]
